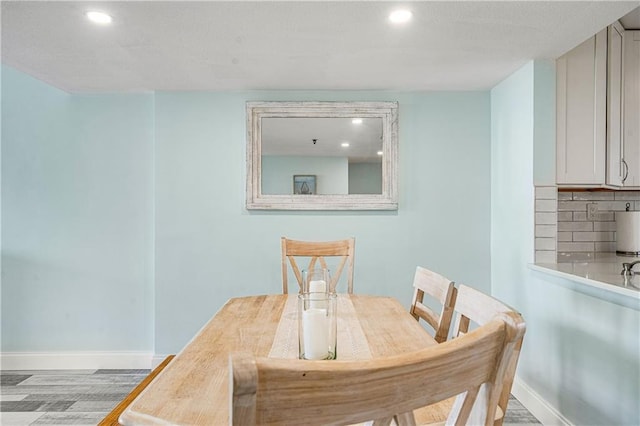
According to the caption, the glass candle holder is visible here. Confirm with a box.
[302,267,331,294]
[298,292,337,360]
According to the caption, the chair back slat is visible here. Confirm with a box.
[230,311,525,426]
[281,237,355,294]
[409,266,457,343]
[450,284,526,426]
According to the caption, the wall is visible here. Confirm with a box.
[153,90,491,353]
[1,66,155,355]
[491,62,535,307]
[349,162,382,194]
[1,68,491,365]
[491,60,640,426]
[261,155,348,195]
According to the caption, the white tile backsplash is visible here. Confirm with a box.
[535,186,557,200]
[555,190,640,261]
[535,199,556,212]
[557,211,573,221]
[595,242,617,252]
[572,231,614,242]
[557,232,573,242]
[557,191,573,201]
[614,192,640,200]
[535,251,556,263]
[591,201,632,211]
[535,212,556,225]
[558,221,593,231]
[593,221,616,231]
[557,201,588,211]
[535,186,557,263]
[571,192,615,201]
[557,242,595,252]
[535,237,556,250]
[535,224,557,238]
[533,189,640,262]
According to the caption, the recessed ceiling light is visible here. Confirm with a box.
[341,142,350,147]
[389,9,412,24]
[86,11,113,25]
[377,151,383,156]
[352,118,363,124]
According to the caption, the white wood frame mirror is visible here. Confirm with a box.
[246,101,398,210]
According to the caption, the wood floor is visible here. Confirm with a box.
[0,369,541,425]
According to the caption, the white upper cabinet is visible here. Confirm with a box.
[556,29,607,186]
[557,22,640,189]
[607,22,625,187]
[623,30,640,187]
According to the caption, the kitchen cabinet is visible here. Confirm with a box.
[622,30,640,187]
[556,29,607,186]
[607,22,625,186]
[557,23,640,189]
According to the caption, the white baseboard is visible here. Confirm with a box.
[151,354,173,369]
[0,351,153,370]
[512,376,573,426]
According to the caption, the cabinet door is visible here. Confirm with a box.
[623,30,640,187]
[557,29,607,186]
[607,22,624,186]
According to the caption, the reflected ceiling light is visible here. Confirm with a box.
[389,9,412,24]
[377,151,383,156]
[341,142,350,147]
[86,11,113,24]
[352,118,363,124]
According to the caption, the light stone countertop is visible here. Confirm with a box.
[530,254,640,300]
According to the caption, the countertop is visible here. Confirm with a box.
[530,254,640,300]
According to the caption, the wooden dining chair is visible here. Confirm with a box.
[409,266,457,343]
[230,310,525,426]
[414,284,527,426]
[281,237,355,294]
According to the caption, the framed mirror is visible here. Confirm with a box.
[246,101,398,210]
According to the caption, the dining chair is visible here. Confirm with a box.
[409,266,457,343]
[414,284,527,426]
[229,310,525,426]
[281,237,355,294]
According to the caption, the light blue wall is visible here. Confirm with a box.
[153,90,491,353]
[524,273,640,425]
[490,62,535,308]
[533,60,556,185]
[1,66,154,351]
[262,155,348,194]
[1,68,491,361]
[491,60,640,425]
[349,162,382,194]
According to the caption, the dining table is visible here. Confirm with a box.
[119,293,437,425]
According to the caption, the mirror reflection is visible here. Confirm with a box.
[246,101,398,210]
[261,117,383,195]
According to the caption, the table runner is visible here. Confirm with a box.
[268,294,373,360]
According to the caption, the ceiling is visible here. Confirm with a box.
[2,1,639,94]
[262,117,383,161]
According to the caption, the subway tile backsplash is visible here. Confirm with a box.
[556,190,640,261]
[534,186,557,263]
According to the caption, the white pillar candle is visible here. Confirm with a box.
[308,280,326,293]
[302,308,329,360]
[308,280,327,308]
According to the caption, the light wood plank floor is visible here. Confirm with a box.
[1,369,541,425]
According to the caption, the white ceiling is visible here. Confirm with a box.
[2,1,639,94]
[262,117,383,161]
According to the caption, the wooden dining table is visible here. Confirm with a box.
[120,294,437,425]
